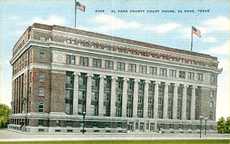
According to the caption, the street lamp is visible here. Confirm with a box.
[204,117,208,135]
[199,116,204,138]
[82,111,86,134]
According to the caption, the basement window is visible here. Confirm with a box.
[38,103,44,112]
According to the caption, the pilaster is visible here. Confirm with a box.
[86,73,92,116]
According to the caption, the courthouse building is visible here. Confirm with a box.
[9,23,221,133]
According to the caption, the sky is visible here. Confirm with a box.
[0,0,230,120]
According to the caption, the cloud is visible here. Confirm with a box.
[12,15,67,38]
[76,25,92,31]
[200,16,230,34]
[202,36,217,43]
[0,60,11,106]
[92,14,182,35]
[178,16,230,41]
[8,16,20,21]
[16,15,66,29]
[148,22,181,34]
[92,14,142,32]
[216,58,230,119]
[30,15,66,26]
[205,40,230,56]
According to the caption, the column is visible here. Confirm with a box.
[101,59,105,69]
[133,79,139,117]
[182,84,188,120]
[110,76,117,117]
[154,81,160,119]
[125,62,128,72]
[21,75,24,113]
[88,57,93,67]
[136,65,139,73]
[122,77,128,117]
[76,56,80,66]
[154,81,160,131]
[73,72,80,115]
[148,121,151,132]
[143,80,149,118]
[163,82,169,119]
[190,85,196,120]
[98,75,105,116]
[18,76,21,113]
[13,80,15,113]
[173,83,179,119]
[19,76,22,113]
[86,74,92,116]
[17,77,20,113]
[15,78,18,113]
[113,60,117,71]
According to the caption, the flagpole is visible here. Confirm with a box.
[190,27,193,51]
[74,0,77,28]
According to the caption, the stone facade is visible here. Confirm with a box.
[50,71,65,112]
[9,23,221,133]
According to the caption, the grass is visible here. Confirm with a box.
[0,140,230,144]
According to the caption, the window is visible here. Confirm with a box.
[65,103,71,114]
[66,121,73,127]
[78,91,86,100]
[39,73,45,82]
[105,60,114,70]
[38,120,45,126]
[179,71,186,79]
[117,62,125,71]
[209,101,214,108]
[29,86,31,97]
[66,75,72,85]
[92,58,102,68]
[38,103,44,112]
[39,51,45,59]
[40,37,46,41]
[169,69,177,78]
[197,73,203,81]
[128,63,136,72]
[210,90,215,98]
[210,73,217,84]
[149,66,157,75]
[38,87,45,96]
[159,68,167,77]
[139,65,147,74]
[66,55,76,65]
[209,112,214,120]
[117,80,123,89]
[188,72,195,80]
[79,56,89,66]
[128,79,134,90]
[30,71,32,82]
[65,72,74,115]
[65,89,73,99]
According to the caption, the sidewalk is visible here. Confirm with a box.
[0,129,230,142]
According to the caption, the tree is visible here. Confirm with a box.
[225,117,230,133]
[0,104,11,128]
[217,117,225,134]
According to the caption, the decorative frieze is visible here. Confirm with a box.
[13,23,218,69]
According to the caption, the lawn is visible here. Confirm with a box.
[0,140,230,144]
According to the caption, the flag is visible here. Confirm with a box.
[76,1,86,12]
[192,26,201,38]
